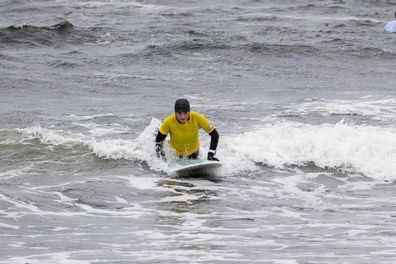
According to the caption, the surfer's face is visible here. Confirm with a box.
[176,111,189,123]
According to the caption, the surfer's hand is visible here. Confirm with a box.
[207,152,220,161]
[155,142,166,161]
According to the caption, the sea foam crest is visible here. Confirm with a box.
[287,97,396,122]
[74,0,170,11]
[17,120,396,180]
[17,119,169,173]
[221,121,396,181]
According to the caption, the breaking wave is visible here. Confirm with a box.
[12,118,396,181]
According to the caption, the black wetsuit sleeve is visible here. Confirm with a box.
[209,128,219,151]
[155,131,167,158]
[155,131,167,143]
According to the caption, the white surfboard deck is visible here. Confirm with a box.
[169,159,222,173]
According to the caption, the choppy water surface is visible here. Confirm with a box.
[1,0,396,263]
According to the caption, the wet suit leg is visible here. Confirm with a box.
[209,129,219,152]
[207,129,220,161]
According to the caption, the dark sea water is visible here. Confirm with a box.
[1,1,396,263]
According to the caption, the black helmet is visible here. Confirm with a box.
[174,98,190,113]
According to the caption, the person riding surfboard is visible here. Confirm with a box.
[155,98,220,161]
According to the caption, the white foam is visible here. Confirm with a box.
[0,165,34,180]
[0,221,19,230]
[221,121,396,181]
[16,125,86,146]
[242,10,383,24]
[69,0,171,12]
[16,119,170,173]
[273,173,324,204]
[0,251,94,264]
[16,118,396,181]
[118,175,163,191]
[71,122,130,137]
[91,118,171,173]
[114,195,128,203]
[286,97,396,123]
[67,113,114,121]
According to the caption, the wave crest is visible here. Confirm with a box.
[13,118,396,181]
[0,21,105,47]
[221,122,396,181]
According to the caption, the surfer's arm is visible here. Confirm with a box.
[208,128,220,161]
[155,131,167,159]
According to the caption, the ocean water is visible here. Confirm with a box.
[1,0,396,263]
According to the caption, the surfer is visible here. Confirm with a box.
[155,98,220,161]
[384,12,396,32]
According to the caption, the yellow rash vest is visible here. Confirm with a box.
[159,111,215,156]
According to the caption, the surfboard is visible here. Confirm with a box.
[169,159,222,173]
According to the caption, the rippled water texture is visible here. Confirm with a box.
[1,0,396,263]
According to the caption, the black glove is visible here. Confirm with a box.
[207,152,220,161]
[155,142,166,161]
